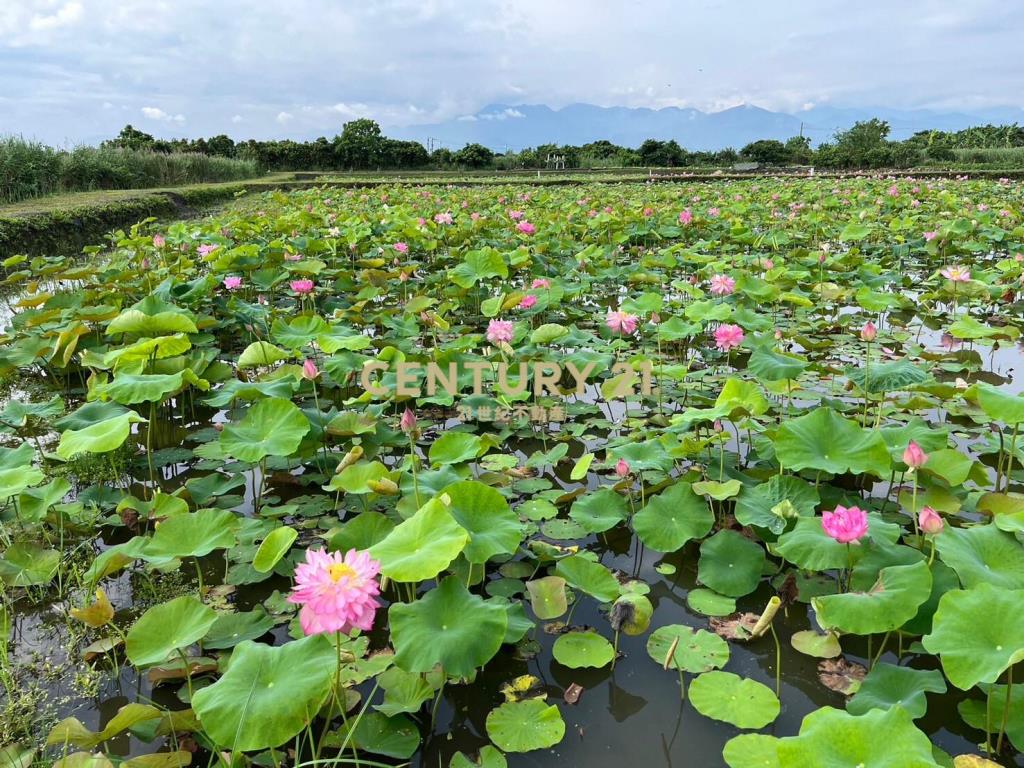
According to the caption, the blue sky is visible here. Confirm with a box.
[1,0,1021,145]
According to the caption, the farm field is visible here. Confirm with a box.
[2,176,1024,768]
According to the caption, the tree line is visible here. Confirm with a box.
[105,117,1024,172]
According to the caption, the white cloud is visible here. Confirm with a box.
[276,111,294,124]
[29,1,83,32]
[141,106,185,123]
[231,114,243,123]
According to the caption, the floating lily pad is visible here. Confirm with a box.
[646,625,729,673]
[552,630,615,668]
[689,671,780,729]
[698,530,766,597]
[485,699,565,753]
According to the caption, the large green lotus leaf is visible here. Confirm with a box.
[201,378,296,407]
[687,588,736,617]
[949,316,1017,340]
[525,576,568,619]
[323,461,390,494]
[934,524,1024,589]
[879,417,949,459]
[56,411,145,460]
[0,395,64,428]
[330,712,419,759]
[237,341,290,368]
[922,584,1024,690]
[270,315,330,349]
[0,542,60,586]
[0,466,44,499]
[485,699,565,753]
[646,624,730,673]
[812,561,931,635]
[375,666,435,717]
[723,734,781,768]
[569,487,629,533]
[428,432,484,465]
[389,576,507,678]
[328,510,395,552]
[698,530,766,597]
[192,633,336,751]
[773,515,899,570]
[107,309,198,336]
[103,334,192,369]
[449,249,508,289]
[734,475,820,534]
[46,703,163,749]
[450,745,507,768]
[974,381,1024,424]
[552,630,615,668]
[776,706,941,767]
[96,369,208,405]
[674,377,769,426]
[846,663,946,719]
[144,509,239,560]
[958,683,1024,754]
[369,496,468,582]
[747,346,808,382]
[219,397,310,463]
[126,596,217,668]
[252,526,298,573]
[554,555,621,602]
[633,481,713,552]
[17,477,71,522]
[442,481,524,563]
[53,401,131,432]
[846,359,930,394]
[689,671,780,729]
[774,408,892,477]
[202,608,275,650]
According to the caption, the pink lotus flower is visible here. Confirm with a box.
[434,212,453,225]
[941,266,970,282]
[394,242,409,253]
[714,324,744,352]
[152,234,166,248]
[821,505,869,544]
[642,207,654,217]
[709,274,736,296]
[919,506,944,535]
[903,441,928,469]
[516,221,536,235]
[288,548,381,636]
[400,407,416,434]
[486,319,514,345]
[861,321,877,342]
[284,253,302,261]
[615,458,630,477]
[606,310,639,335]
[508,210,524,220]
[198,244,219,257]
[519,294,537,309]
[302,359,319,380]
[531,278,550,289]
[923,231,938,242]
[223,276,243,291]
[290,279,315,295]
[678,209,693,225]
[707,207,721,218]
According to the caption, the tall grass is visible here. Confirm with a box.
[950,147,1024,168]
[0,137,261,204]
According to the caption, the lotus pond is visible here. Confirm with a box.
[2,177,1024,768]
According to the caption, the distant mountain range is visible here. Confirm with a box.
[391,103,1024,153]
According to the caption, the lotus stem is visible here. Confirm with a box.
[996,665,1014,754]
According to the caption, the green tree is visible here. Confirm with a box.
[454,143,495,169]
[333,119,384,170]
[105,125,156,151]
[740,139,789,165]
